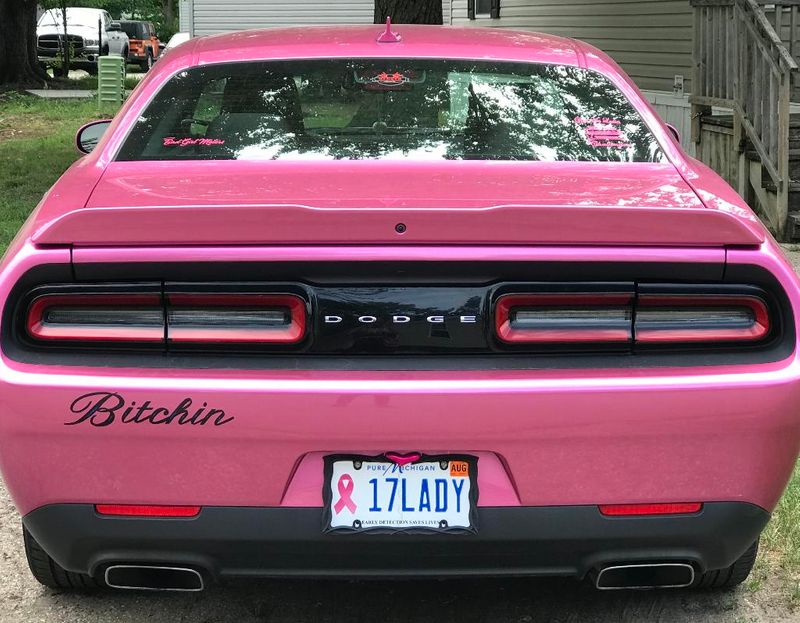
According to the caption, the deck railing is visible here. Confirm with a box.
[691,0,798,234]
[759,1,800,81]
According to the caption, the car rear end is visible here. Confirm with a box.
[2,26,800,591]
[119,21,147,64]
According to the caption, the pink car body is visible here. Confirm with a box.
[1,25,799,591]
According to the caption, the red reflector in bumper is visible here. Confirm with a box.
[598,502,703,517]
[95,504,201,517]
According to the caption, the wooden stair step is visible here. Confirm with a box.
[761,179,800,193]
[703,114,800,130]
[745,149,800,160]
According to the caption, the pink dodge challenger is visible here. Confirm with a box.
[1,23,799,592]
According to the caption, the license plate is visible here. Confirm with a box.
[323,454,478,533]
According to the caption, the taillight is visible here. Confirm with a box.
[26,294,164,342]
[25,290,307,346]
[494,289,771,347]
[635,295,770,343]
[166,294,306,344]
[495,293,633,344]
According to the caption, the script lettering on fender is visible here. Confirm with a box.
[66,392,234,427]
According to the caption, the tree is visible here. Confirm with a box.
[0,0,48,87]
[161,0,175,29]
[374,0,442,24]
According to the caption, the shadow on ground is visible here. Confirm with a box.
[4,576,791,623]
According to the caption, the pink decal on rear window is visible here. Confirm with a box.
[574,117,632,149]
[162,137,226,147]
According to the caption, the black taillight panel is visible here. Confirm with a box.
[3,267,792,369]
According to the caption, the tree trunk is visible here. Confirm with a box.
[57,1,70,79]
[0,0,47,88]
[162,0,176,27]
[374,0,442,24]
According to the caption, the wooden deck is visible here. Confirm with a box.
[701,113,800,236]
[691,0,800,238]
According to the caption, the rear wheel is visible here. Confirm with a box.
[692,540,759,589]
[140,50,154,72]
[23,525,101,590]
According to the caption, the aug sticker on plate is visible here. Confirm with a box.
[322,454,478,533]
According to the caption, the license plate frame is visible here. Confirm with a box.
[322,453,479,534]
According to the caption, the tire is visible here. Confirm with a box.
[23,525,102,590]
[692,540,759,589]
[140,50,153,72]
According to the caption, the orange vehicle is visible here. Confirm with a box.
[119,20,160,71]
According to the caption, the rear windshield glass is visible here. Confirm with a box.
[120,22,148,39]
[117,60,665,162]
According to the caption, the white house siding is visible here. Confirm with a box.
[185,1,451,36]
[179,0,192,33]
[450,0,693,94]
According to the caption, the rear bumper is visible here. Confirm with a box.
[23,502,769,579]
[2,367,800,516]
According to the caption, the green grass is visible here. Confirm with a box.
[0,93,799,606]
[67,73,144,92]
[749,462,800,607]
[0,93,118,250]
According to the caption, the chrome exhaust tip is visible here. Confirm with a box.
[595,563,695,590]
[104,565,204,592]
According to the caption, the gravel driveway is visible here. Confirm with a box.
[1,250,799,623]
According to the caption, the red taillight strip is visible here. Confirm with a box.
[635,295,769,343]
[95,504,201,517]
[495,293,633,344]
[599,502,703,517]
[166,293,306,344]
[26,294,164,342]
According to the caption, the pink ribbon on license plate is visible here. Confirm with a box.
[333,473,357,514]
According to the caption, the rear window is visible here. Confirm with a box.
[120,22,148,39]
[117,60,665,162]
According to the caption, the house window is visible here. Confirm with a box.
[468,0,500,20]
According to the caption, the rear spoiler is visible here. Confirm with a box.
[32,203,765,247]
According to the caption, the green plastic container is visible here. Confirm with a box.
[97,55,126,108]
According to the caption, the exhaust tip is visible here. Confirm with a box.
[595,563,695,590]
[105,565,204,592]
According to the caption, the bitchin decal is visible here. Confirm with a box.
[66,392,234,427]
